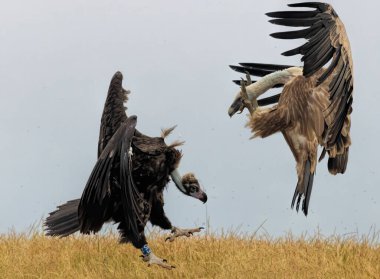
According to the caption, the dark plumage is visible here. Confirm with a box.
[45,72,207,269]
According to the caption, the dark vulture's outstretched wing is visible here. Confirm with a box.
[45,73,146,240]
[79,72,148,240]
[79,116,147,239]
[98,71,129,157]
[267,2,354,149]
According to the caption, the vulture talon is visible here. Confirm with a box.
[240,78,257,115]
[245,71,252,85]
[165,226,204,242]
[142,252,174,270]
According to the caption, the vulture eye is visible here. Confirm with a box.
[189,185,198,193]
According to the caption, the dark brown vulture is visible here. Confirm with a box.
[45,72,207,269]
[228,2,353,216]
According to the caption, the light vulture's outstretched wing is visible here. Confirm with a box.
[267,2,354,150]
[79,116,148,239]
[98,71,130,157]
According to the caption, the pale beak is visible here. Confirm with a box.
[190,190,208,203]
[228,97,243,117]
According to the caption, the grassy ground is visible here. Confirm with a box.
[1,229,380,279]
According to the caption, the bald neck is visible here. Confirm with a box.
[245,67,303,100]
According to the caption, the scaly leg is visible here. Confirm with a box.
[165,226,204,242]
[240,72,258,115]
[117,221,175,270]
[140,244,175,270]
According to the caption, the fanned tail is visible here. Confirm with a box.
[44,199,80,237]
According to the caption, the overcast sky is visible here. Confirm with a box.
[1,0,379,238]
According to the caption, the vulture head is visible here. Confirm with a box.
[170,170,207,203]
[228,93,245,117]
[160,125,207,203]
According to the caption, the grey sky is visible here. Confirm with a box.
[1,0,379,237]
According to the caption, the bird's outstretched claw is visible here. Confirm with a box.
[240,79,255,115]
[165,226,204,242]
[239,74,259,115]
[245,71,252,85]
[141,253,175,270]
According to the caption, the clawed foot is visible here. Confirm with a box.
[165,226,204,242]
[141,252,175,270]
[239,72,258,115]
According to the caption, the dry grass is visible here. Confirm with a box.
[1,228,380,279]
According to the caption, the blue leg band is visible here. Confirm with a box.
[141,244,151,256]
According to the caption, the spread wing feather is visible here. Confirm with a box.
[79,116,146,239]
[98,72,130,157]
[119,120,150,239]
[267,2,354,149]
[230,63,294,78]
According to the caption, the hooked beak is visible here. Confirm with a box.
[228,97,243,117]
[190,190,208,203]
[170,170,208,203]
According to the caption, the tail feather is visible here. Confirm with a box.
[303,170,314,215]
[44,199,80,237]
[328,147,349,175]
[291,159,315,216]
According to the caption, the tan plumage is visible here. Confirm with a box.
[161,126,185,148]
[228,2,353,215]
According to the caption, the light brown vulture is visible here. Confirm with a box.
[228,2,353,215]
